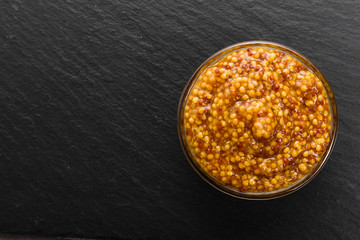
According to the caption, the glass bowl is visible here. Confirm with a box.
[177,41,338,200]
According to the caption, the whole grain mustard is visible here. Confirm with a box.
[184,47,331,192]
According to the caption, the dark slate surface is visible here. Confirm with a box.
[0,234,85,240]
[1,0,360,239]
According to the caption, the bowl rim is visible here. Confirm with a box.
[177,40,338,200]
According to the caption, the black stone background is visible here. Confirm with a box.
[1,0,360,239]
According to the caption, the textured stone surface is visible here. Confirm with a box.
[0,234,87,240]
[0,0,359,239]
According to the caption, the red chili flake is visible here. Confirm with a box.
[220,130,225,135]
[253,164,258,169]
[226,65,231,69]
[199,143,204,148]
